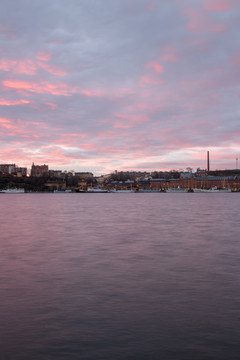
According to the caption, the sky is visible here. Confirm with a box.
[0,0,240,175]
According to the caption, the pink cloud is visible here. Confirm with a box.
[36,52,52,62]
[145,61,164,73]
[0,59,37,75]
[0,117,52,140]
[0,118,19,131]
[39,147,78,163]
[0,55,66,77]
[37,62,67,76]
[0,98,30,106]
[203,0,236,12]
[138,75,162,87]
[3,79,74,96]
[0,59,15,72]
[16,60,38,75]
[162,46,179,62]
[0,117,11,124]
[80,89,106,97]
[1,123,16,130]
[46,102,58,110]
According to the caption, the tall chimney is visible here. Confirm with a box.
[207,151,210,172]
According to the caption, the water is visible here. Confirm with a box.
[0,193,240,360]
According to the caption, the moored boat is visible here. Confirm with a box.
[87,187,109,193]
[53,189,72,193]
[110,189,135,193]
[137,189,166,193]
[0,188,25,193]
[166,188,188,193]
[193,187,231,193]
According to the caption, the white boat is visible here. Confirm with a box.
[0,188,25,193]
[53,189,72,193]
[110,189,135,193]
[136,189,166,193]
[166,188,189,193]
[87,187,109,193]
[194,187,231,193]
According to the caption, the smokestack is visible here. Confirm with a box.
[207,151,210,172]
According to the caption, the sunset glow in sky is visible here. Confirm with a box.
[0,0,240,174]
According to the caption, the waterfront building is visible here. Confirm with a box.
[31,163,49,177]
[149,178,179,190]
[49,170,64,179]
[16,167,27,177]
[146,173,240,190]
[179,173,240,189]
[0,164,16,175]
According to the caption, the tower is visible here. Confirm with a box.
[207,151,210,172]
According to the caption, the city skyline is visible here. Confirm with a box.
[0,0,240,175]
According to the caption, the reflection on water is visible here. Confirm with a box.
[0,193,240,359]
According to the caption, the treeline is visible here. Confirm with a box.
[0,175,49,192]
[0,175,96,192]
[150,171,180,179]
[208,169,240,176]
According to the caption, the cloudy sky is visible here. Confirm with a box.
[0,0,239,174]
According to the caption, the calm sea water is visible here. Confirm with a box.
[0,193,240,360]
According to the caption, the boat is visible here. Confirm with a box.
[0,188,25,193]
[166,188,189,193]
[137,189,166,193]
[53,189,72,193]
[87,187,109,193]
[193,186,231,193]
[110,189,135,193]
